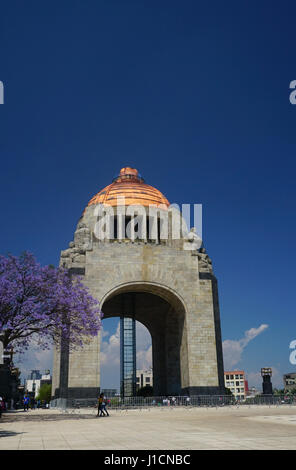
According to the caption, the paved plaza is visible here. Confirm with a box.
[0,405,296,450]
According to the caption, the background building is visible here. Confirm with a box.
[25,370,52,398]
[29,370,42,380]
[247,386,261,397]
[224,371,246,399]
[100,388,118,397]
[136,368,153,391]
[283,372,296,392]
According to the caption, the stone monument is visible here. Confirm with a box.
[51,167,225,403]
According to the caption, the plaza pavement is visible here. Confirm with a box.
[0,405,296,450]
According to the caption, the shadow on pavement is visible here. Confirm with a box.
[1,411,97,423]
[0,430,25,438]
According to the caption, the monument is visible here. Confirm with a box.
[51,167,225,403]
[261,367,273,395]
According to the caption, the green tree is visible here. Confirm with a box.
[36,384,52,403]
[273,388,285,396]
[283,388,296,396]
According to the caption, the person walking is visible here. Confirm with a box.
[97,393,104,416]
[23,394,30,412]
[101,395,109,417]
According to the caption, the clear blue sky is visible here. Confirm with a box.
[1,0,296,389]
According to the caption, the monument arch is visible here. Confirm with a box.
[101,282,188,396]
[51,167,225,403]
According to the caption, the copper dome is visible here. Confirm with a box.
[87,167,170,208]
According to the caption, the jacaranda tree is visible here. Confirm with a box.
[0,252,102,354]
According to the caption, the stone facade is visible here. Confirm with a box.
[51,198,225,400]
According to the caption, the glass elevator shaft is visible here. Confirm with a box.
[120,294,136,397]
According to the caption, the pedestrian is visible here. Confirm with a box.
[97,393,104,416]
[101,395,109,417]
[23,394,30,411]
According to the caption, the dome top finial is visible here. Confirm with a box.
[115,167,143,183]
[119,167,138,177]
[87,167,169,208]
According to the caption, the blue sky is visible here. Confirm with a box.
[1,0,296,390]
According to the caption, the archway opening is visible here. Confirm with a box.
[99,317,152,396]
[101,286,188,396]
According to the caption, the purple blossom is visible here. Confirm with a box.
[0,252,102,353]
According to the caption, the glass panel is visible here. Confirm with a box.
[120,315,136,397]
